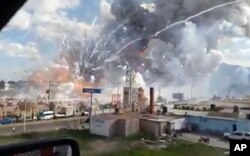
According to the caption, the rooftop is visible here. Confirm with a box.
[93,112,140,120]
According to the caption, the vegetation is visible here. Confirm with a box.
[195,108,201,111]
[202,107,208,111]
[233,105,239,113]
[0,130,225,156]
[100,141,224,156]
[48,102,56,111]
[210,104,216,110]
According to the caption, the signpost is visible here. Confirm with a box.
[82,88,101,131]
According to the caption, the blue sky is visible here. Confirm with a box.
[1,0,250,81]
[0,0,108,80]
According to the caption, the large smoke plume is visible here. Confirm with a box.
[28,0,250,99]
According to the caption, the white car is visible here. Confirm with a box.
[82,111,89,116]
[223,131,250,140]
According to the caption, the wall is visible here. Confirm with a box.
[90,118,116,137]
[140,118,167,138]
[90,118,140,138]
[124,118,140,136]
[186,115,250,135]
[208,111,238,118]
[172,118,187,130]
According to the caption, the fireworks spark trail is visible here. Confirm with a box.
[103,20,129,47]
[154,0,242,36]
[116,37,143,54]
[115,0,241,55]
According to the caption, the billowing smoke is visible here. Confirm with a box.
[210,63,250,97]
[38,0,250,98]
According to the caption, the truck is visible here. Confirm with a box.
[62,106,74,117]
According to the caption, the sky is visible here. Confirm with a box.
[1,0,250,81]
[0,0,113,81]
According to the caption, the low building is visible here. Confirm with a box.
[140,115,186,138]
[90,112,140,138]
[186,115,250,135]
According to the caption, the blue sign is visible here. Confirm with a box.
[83,88,101,94]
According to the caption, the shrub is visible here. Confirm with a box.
[173,105,178,109]
[202,107,208,111]
[195,108,201,111]
[210,104,216,110]
[190,107,194,110]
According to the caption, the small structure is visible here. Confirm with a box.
[90,112,140,138]
[140,115,186,138]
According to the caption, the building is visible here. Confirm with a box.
[90,112,140,138]
[186,115,250,135]
[123,87,139,111]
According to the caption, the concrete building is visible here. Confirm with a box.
[121,87,147,112]
[90,112,140,138]
[140,115,186,138]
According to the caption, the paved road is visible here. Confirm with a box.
[0,116,87,136]
[179,133,229,149]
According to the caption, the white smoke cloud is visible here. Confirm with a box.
[56,83,75,99]
[100,0,115,20]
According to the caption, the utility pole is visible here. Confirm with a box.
[117,82,120,109]
[126,69,135,111]
[89,92,93,131]
[23,98,26,133]
[190,83,194,99]
[48,81,53,104]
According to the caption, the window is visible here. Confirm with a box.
[233,132,243,136]
[245,133,250,137]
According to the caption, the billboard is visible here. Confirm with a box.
[172,93,184,100]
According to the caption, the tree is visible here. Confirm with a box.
[233,105,239,113]
[79,102,86,112]
[0,80,5,90]
[49,102,55,111]
[210,104,216,111]
[17,101,32,112]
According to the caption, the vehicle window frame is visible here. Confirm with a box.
[232,132,243,136]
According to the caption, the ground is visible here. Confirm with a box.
[0,130,226,156]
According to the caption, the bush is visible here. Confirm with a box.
[190,107,194,110]
[195,108,201,111]
[173,105,178,109]
[210,104,216,110]
[202,107,208,111]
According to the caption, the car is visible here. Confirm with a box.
[223,131,250,140]
[0,117,15,125]
[81,111,89,116]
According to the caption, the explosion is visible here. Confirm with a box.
[25,0,250,98]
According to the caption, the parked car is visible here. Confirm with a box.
[223,131,250,140]
[81,111,89,116]
[18,116,36,122]
[0,117,15,125]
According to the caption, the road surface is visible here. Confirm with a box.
[0,116,87,136]
[179,133,229,149]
